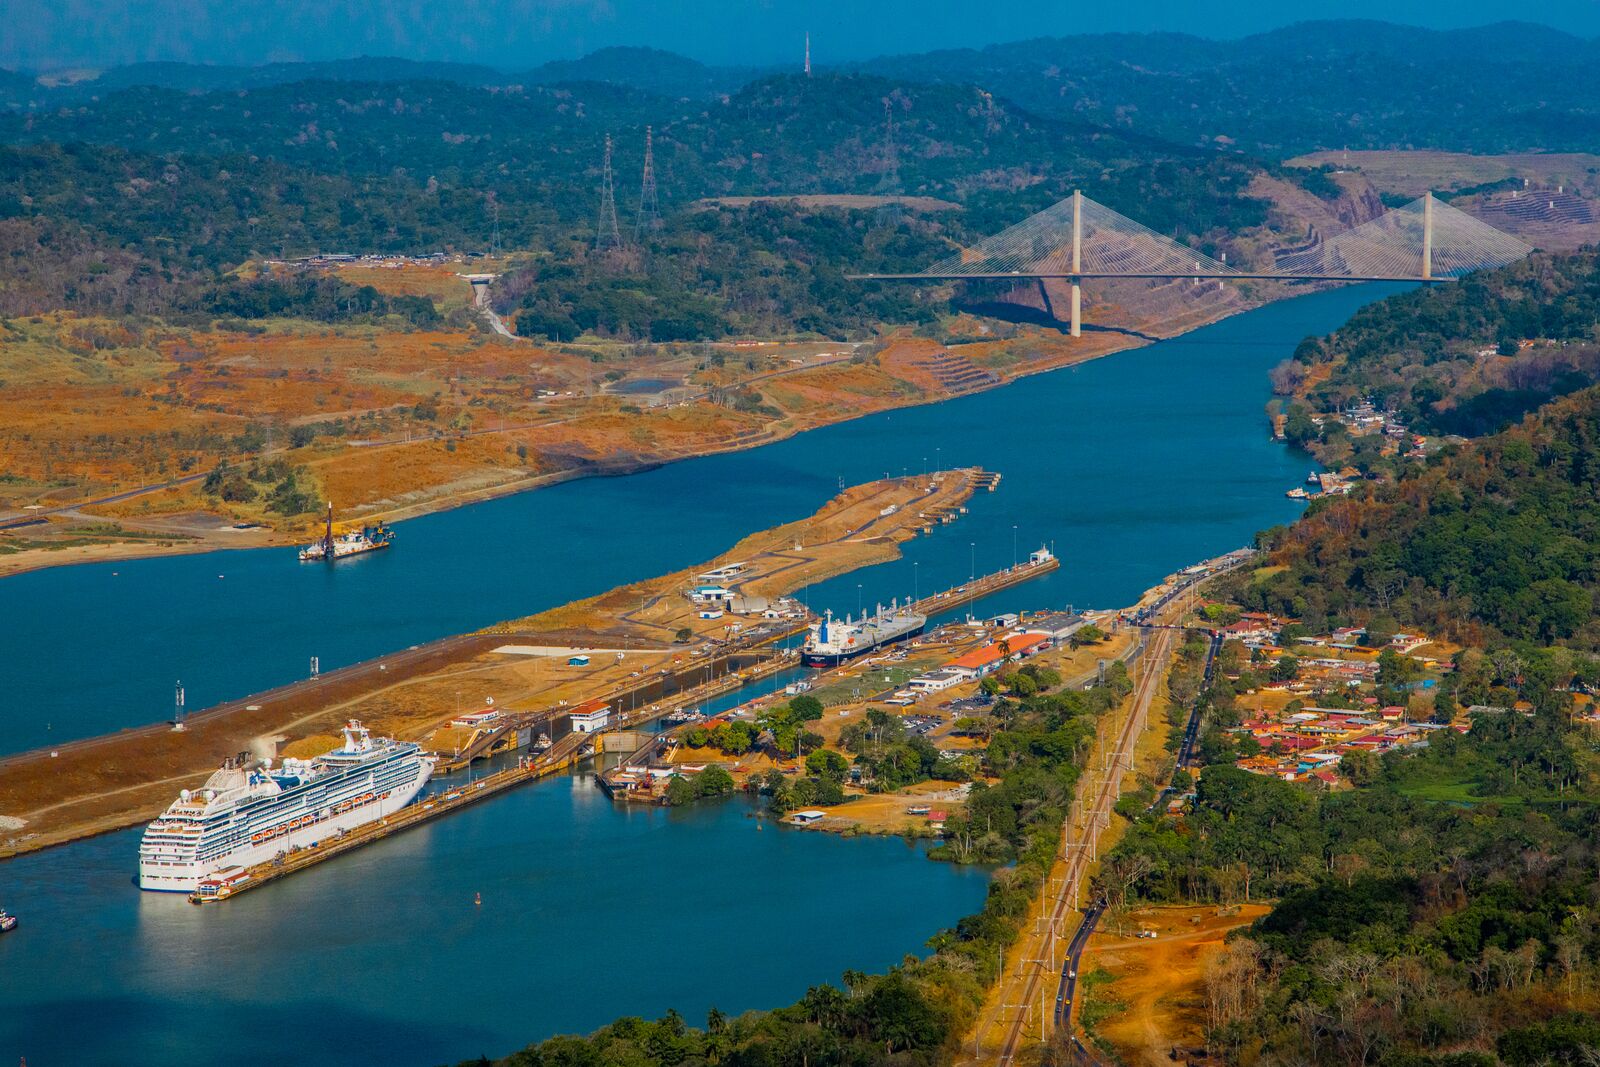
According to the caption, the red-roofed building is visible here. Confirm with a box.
[946,632,1051,678]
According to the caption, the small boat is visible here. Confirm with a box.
[0,908,17,932]
[1286,487,1309,499]
[907,806,932,816]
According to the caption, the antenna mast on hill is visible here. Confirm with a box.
[596,133,624,252]
[635,126,660,240]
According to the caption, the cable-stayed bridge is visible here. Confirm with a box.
[850,191,1533,336]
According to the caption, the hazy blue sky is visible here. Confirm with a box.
[3,0,1598,70]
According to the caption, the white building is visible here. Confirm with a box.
[569,700,612,733]
[908,669,965,693]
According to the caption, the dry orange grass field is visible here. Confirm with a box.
[1082,903,1272,1066]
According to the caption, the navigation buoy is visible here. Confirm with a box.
[474,892,482,906]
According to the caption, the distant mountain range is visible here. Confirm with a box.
[13,47,755,102]
[7,22,1600,155]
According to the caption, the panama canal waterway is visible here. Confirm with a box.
[0,284,1406,1067]
[0,284,1404,755]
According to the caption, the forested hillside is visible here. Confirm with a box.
[1116,720,1600,1066]
[496,203,949,341]
[1280,252,1600,441]
[1248,386,1600,647]
[0,70,1285,333]
[857,21,1600,157]
[0,72,1266,218]
[10,21,1600,157]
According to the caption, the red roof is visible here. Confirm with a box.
[571,698,611,716]
[948,633,1049,671]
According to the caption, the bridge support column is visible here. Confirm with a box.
[1070,189,1083,338]
[1421,191,1433,281]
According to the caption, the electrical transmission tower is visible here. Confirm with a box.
[595,133,624,252]
[876,100,903,228]
[882,100,898,188]
[635,126,660,240]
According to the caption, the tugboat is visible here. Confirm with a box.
[0,907,16,932]
[299,502,393,562]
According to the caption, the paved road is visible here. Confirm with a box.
[0,473,211,530]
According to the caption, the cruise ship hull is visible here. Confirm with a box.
[138,760,431,893]
[802,621,925,668]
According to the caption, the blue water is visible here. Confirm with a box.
[0,284,1405,1067]
[0,284,1405,755]
[0,775,988,1067]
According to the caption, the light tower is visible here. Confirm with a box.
[804,32,811,76]
[595,133,623,252]
[635,126,660,240]
[172,679,186,732]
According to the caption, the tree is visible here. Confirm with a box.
[664,775,698,806]
[805,749,850,782]
[1340,749,1379,786]
[1071,624,1107,648]
[1431,683,1458,722]
[789,695,824,721]
[710,721,755,755]
[673,627,693,643]
[696,765,736,798]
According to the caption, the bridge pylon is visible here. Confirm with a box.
[1070,189,1082,338]
[1422,191,1433,281]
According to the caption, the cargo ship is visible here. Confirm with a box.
[299,502,392,562]
[802,601,927,667]
[138,721,434,893]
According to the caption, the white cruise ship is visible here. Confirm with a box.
[139,721,434,893]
